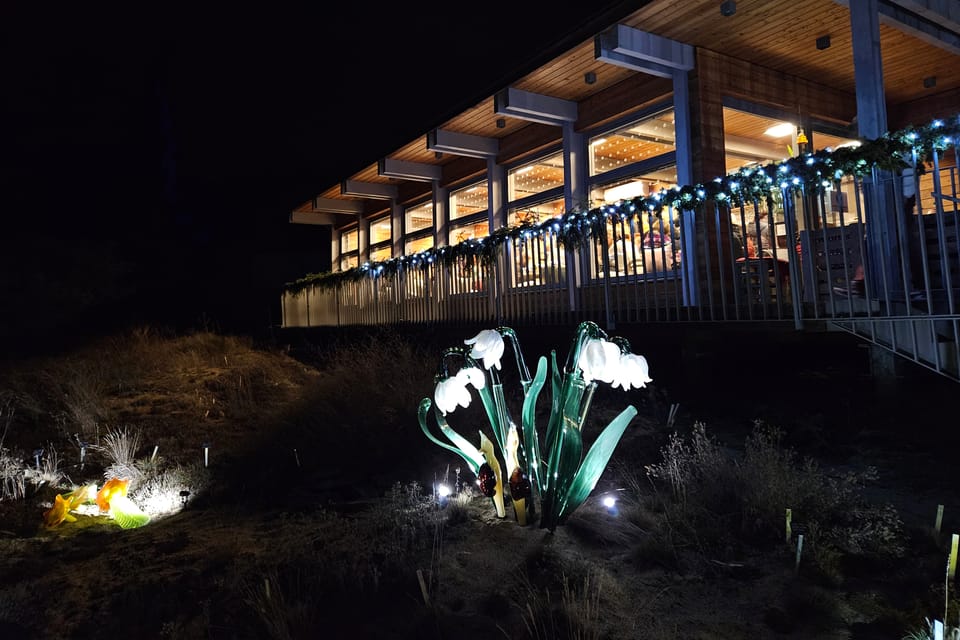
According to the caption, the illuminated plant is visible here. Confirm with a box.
[418,321,651,531]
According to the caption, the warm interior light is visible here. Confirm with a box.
[603,180,645,202]
[591,138,607,146]
[764,122,796,138]
[516,166,535,174]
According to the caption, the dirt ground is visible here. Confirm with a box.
[0,326,958,639]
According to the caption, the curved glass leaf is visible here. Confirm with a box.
[550,350,562,416]
[521,356,547,495]
[110,495,151,529]
[557,405,637,524]
[417,398,483,474]
[540,376,587,531]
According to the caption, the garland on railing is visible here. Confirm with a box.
[285,115,959,295]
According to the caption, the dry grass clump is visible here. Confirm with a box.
[517,569,606,640]
[306,327,435,426]
[236,481,444,639]
[638,420,906,579]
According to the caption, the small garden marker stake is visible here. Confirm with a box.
[795,534,804,573]
[151,445,159,462]
[203,443,210,468]
[949,533,958,580]
[785,508,792,543]
[33,448,43,471]
[416,569,431,607]
[935,504,945,537]
[293,448,300,468]
[79,442,87,470]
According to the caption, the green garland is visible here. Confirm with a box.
[286,115,959,296]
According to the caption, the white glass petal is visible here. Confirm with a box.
[464,329,505,370]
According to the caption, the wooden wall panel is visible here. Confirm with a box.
[576,74,673,131]
[497,123,561,166]
[889,87,960,130]
[692,48,856,183]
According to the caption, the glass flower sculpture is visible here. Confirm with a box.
[418,321,650,531]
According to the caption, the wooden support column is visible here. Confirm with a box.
[850,0,900,295]
[433,184,448,249]
[487,158,506,233]
[562,121,587,211]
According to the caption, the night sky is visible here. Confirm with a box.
[2,2,638,349]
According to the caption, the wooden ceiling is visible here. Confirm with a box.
[302,0,959,215]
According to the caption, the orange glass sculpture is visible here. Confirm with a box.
[96,478,129,513]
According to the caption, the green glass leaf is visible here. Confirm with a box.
[540,375,587,531]
[417,398,484,474]
[490,383,511,455]
[521,356,548,496]
[474,383,502,452]
[110,495,151,529]
[557,405,637,525]
[550,350,562,416]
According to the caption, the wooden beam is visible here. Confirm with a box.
[377,158,442,182]
[290,211,337,225]
[596,24,695,74]
[340,180,398,200]
[426,128,499,159]
[311,197,364,214]
[494,87,577,126]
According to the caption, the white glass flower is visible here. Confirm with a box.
[577,338,622,384]
[464,329,505,370]
[434,366,484,415]
[612,353,652,390]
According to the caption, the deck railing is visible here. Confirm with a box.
[282,132,960,380]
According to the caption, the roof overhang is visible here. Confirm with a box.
[494,87,577,126]
[838,0,960,54]
[595,24,695,78]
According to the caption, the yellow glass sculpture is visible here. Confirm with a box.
[42,494,77,527]
[479,432,505,518]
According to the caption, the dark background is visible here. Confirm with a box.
[2,2,640,352]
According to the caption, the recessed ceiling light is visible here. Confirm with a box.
[764,122,795,138]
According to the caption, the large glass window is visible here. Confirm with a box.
[722,106,799,251]
[507,197,565,227]
[508,151,564,202]
[722,106,796,173]
[369,216,391,244]
[369,245,391,263]
[449,220,490,245]
[367,215,392,263]
[449,181,490,245]
[589,109,676,176]
[450,183,487,221]
[340,227,359,271]
[405,201,434,233]
[340,228,359,253]
[405,235,434,254]
[589,170,677,207]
